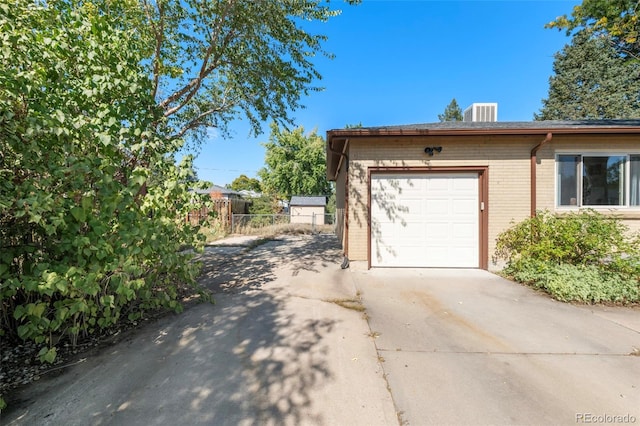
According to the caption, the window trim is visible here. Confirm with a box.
[555,151,640,210]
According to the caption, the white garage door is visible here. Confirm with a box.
[371,173,479,268]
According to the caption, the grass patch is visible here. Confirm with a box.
[324,298,365,312]
[198,221,335,245]
[234,222,335,237]
[198,221,229,244]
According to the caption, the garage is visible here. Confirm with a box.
[370,173,480,268]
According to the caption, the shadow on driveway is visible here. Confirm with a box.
[3,234,396,426]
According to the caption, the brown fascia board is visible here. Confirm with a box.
[326,125,640,140]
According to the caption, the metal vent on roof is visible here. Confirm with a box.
[463,103,498,122]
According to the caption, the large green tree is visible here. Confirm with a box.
[259,123,332,200]
[1,0,356,382]
[0,0,209,367]
[137,0,358,144]
[228,175,262,193]
[535,31,640,120]
[547,0,640,59]
[438,98,464,122]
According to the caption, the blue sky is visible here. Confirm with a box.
[192,0,578,186]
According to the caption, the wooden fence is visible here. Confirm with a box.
[186,198,251,229]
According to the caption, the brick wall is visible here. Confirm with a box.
[335,161,346,249]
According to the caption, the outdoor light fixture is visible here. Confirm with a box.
[424,146,443,156]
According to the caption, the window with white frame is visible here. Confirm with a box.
[557,154,640,207]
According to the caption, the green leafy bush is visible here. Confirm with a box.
[495,211,640,303]
[495,210,634,267]
[506,259,639,303]
[0,0,210,364]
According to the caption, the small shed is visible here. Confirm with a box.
[290,196,327,225]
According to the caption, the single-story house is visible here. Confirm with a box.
[326,120,640,270]
[193,184,244,200]
[290,196,327,225]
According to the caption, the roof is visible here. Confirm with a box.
[192,184,241,196]
[290,196,327,207]
[328,119,640,138]
[326,119,640,180]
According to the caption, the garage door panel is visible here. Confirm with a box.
[373,221,400,240]
[452,176,477,190]
[397,224,428,244]
[371,173,479,268]
[453,223,476,239]
[401,182,424,195]
[395,246,429,266]
[402,198,424,220]
[425,199,449,215]
[424,223,450,239]
[452,199,476,214]
[425,249,454,267]
[450,248,477,266]
[425,178,449,192]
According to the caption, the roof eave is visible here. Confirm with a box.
[327,126,640,140]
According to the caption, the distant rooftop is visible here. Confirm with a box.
[290,196,327,207]
[192,185,241,196]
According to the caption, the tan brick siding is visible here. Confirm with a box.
[341,134,640,267]
[334,163,346,249]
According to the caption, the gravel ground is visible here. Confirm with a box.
[1,338,58,392]
[0,307,180,400]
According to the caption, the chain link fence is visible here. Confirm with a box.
[231,213,336,235]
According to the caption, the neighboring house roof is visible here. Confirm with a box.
[238,189,262,198]
[192,185,242,197]
[290,196,327,207]
[326,119,640,179]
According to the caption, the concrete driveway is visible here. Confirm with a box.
[351,268,640,425]
[3,235,639,425]
[2,234,396,426]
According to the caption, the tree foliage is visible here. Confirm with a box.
[0,0,208,364]
[228,175,262,193]
[1,0,356,377]
[1,0,355,352]
[536,31,640,120]
[258,123,332,200]
[547,0,640,59]
[438,98,463,122]
[248,196,282,215]
[136,0,357,144]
